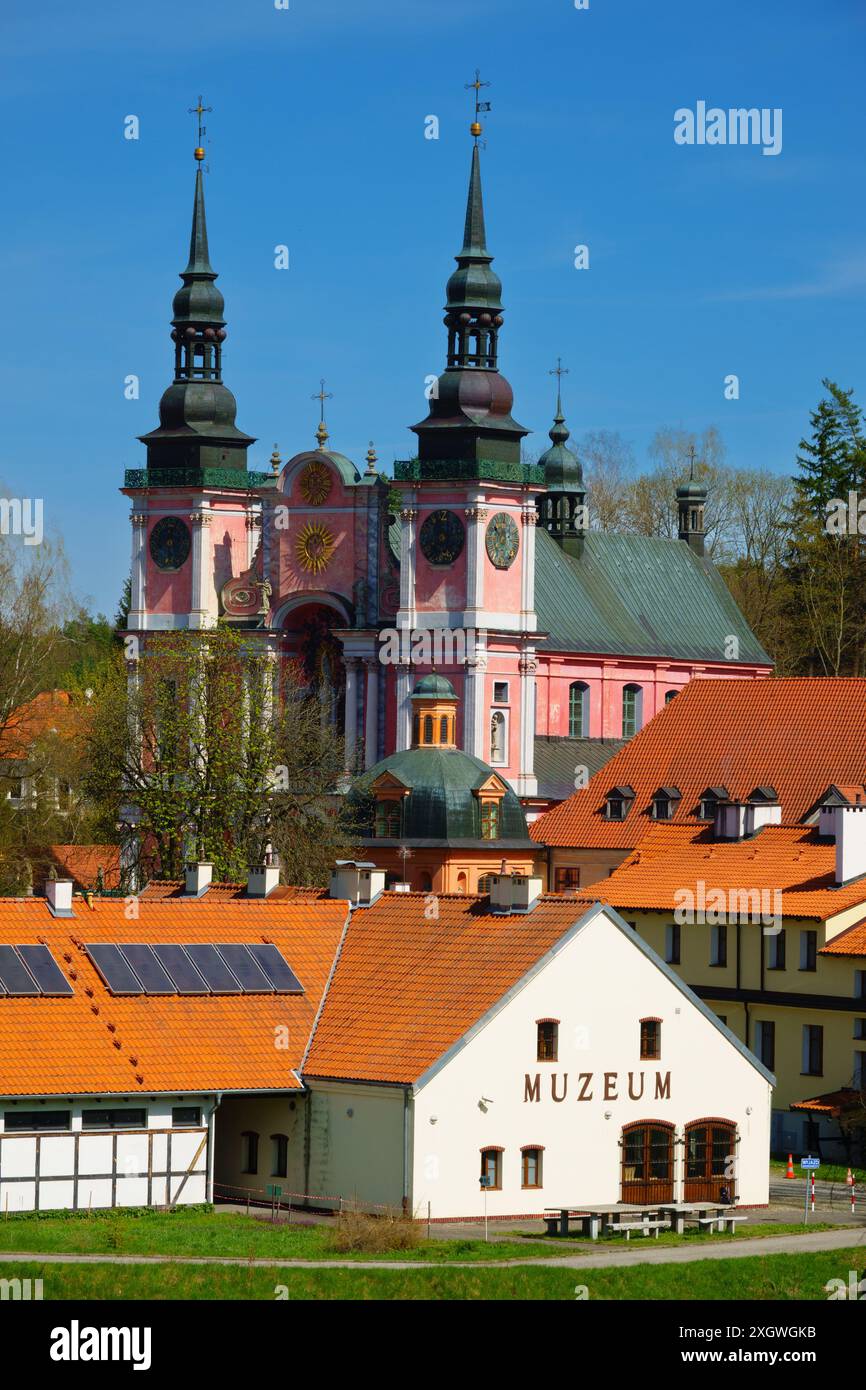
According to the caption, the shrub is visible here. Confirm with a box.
[330,1207,421,1254]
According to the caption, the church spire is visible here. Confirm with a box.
[409,75,528,476]
[139,104,254,479]
[537,360,586,555]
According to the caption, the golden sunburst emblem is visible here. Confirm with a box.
[299,460,332,506]
[296,521,335,574]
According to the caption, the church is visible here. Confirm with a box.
[122,109,771,886]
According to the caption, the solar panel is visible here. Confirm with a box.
[85,943,144,995]
[183,944,242,994]
[16,945,73,997]
[216,944,273,994]
[246,943,304,994]
[0,945,39,996]
[152,944,208,994]
[118,944,176,995]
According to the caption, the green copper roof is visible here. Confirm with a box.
[538,392,583,491]
[353,746,532,845]
[413,673,457,699]
[534,527,772,664]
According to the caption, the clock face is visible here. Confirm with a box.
[419,509,465,566]
[149,516,191,572]
[486,512,520,569]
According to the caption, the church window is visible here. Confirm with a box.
[568,682,589,737]
[423,715,433,744]
[493,682,509,704]
[477,874,492,894]
[440,716,449,744]
[375,800,401,838]
[480,800,500,840]
[622,685,643,738]
[413,714,420,746]
[665,689,678,704]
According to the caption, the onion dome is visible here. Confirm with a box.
[538,394,583,491]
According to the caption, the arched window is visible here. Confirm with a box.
[375,800,401,837]
[684,1120,737,1202]
[271,1133,288,1179]
[241,1131,259,1175]
[490,711,506,764]
[665,689,678,704]
[568,682,589,738]
[477,874,492,895]
[419,872,433,893]
[456,872,468,894]
[440,716,449,744]
[423,715,433,744]
[622,684,643,738]
[620,1122,674,1203]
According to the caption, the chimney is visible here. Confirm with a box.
[489,871,543,914]
[714,802,746,841]
[184,862,213,897]
[834,805,866,885]
[329,860,386,907]
[45,879,74,917]
[247,864,280,898]
[744,787,781,836]
[391,882,411,893]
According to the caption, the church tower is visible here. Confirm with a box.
[123,116,272,641]
[536,368,587,556]
[393,79,543,799]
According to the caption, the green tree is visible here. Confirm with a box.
[82,627,361,887]
[794,379,866,514]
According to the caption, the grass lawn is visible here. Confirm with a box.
[3,1247,864,1300]
[770,1158,865,1184]
[0,1208,839,1262]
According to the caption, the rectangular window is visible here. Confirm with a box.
[82,1109,146,1130]
[856,971,866,999]
[554,867,580,895]
[493,682,509,704]
[710,924,728,967]
[665,923,681,965]
[271,1134,288,1179]
[606,798,625,821]
[375,800,401,837]
[241,1132,259,1175]
[480,801,500,840]
[537,1021,558,1062]
[802,1025,823,1076]
[755,1021,775,1071]
[640,1020,661,1060]
[768,929,786,971]
[480,1149,502,1190]
[854,1019,866,1041]
[521,1148,542,1189]
[799,930,817,972]
[4,1110,71,1132]
[172,1106,202,1127]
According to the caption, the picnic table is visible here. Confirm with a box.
[659,1202,747,1235]
[543,1203,667,1240]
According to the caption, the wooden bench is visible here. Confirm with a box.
[609,1218,668,1240]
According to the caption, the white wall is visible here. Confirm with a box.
[0,1098,212,1213]
[409,908,772,1219]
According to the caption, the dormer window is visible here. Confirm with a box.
[605,785,635,821]
[375,800,401,838]
[699,786,729,821]
[651,786,681,821]
[480,800,500,840]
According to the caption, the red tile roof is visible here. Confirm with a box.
[819,917,866,957]
[583,822,866,921]
[790,1088,863,1116]
[304,893,593,1085]
[531,677,866,849]
[0,896,348,1097]
[0,690,78,759]
[46,846,121,893]
[139,880,327,902]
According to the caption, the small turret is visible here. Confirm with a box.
[677,446,708,556]
[536,363,586,556]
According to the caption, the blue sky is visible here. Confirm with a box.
[1,0,863,614]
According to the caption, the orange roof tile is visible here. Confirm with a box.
[0,690,78,760]
[790,1088,862,1115]
[0,896,348,1097]
[819,917,866,957]
[139,880,327,902]
[583,822,866,921]
[531,677,866,849]
[305,893,594,1085]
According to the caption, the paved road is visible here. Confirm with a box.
[0,1226,862,1272]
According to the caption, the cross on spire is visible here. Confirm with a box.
[312,378,334,449]
[686,442,697,479]
[549,356,569,411]
[465,68,491,141]
[188,95,212,162]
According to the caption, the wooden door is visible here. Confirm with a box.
[621,1122,674,1203]
[684,1121,736,1201]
